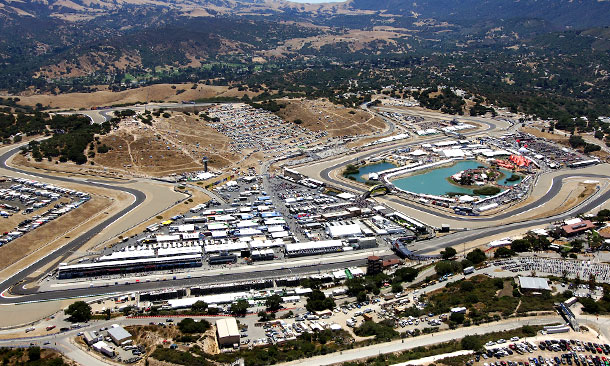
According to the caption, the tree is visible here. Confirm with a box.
[391,283,403,293]
[460,281,474,292]
[441,247,457,260]
[521,325,537,337]
[191,300,208,313]
[510,239,531,253]
[265,294,283,312]
[357,291,368,303]
[394,267,419,283]
[258,310,274,322]
[345,278,365,296]
[305,290,335,312]
[178,318,211,333]
[450,312,465,324]
[466,248,486,265]
[64,301,92,322]
[435,260,462,276]
[494,247,515,258]
[230,300,249,316]
[579,298,600,314]
[28,347,41,361]
[461,335,483,350]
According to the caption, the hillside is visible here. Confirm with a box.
[0,0,608,125]
[348,0,610,29]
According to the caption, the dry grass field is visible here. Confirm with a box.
[275,99,386,137]
[9,84,259,110]
[0,194,112,280]
[93,112,240,176]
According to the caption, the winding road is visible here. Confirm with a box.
[0,146,146,302]
[0,107,607,305]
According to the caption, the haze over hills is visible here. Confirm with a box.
[0,0,609,123]
[350,0,610,29]
[2,0,610,27]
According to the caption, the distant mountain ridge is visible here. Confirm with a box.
[348,0,610,28]
[2,0,609,29]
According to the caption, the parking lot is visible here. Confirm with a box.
[48,170,426,284]
[0,176,90,247]
[472,333,610,366]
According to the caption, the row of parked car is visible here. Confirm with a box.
[474,338,610,366]
[0,177,90,246]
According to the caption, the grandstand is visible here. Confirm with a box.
[57,254,203,279]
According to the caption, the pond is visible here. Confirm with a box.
[347,162,397,183]
[391,160,521,196]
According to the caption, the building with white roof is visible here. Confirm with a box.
[326,223,362,239]
[107,325,132,345]
[441,149,465,158]
[216,318,240,347]
[285,240,343,257]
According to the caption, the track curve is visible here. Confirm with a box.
[0,146,146,303]
[0,115,608,304]
[317,122,609,222]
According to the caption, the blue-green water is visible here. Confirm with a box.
[347,162,397,183]
[392,160,521,196]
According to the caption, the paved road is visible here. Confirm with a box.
[0,106,607,304]
[58,102,217,124]
[0,146,146,303]
[279,316,563,366]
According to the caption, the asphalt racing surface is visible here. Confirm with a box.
[0,114,608,304]
[0,146,146,303]
[320,153,610,222]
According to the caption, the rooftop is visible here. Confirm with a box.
[518,276,550,291]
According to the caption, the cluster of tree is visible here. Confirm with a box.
[247,100,286,113]
[354,319,398,341]
[435,248,487,276]
[0,112,49,140]
[156,326,353,366]
[579,292,610,314]
[230,299,250,316]
[64,301,92,322]
[510,234,552,253]
[421,276,520,321]
[177,318,211,334]
[494,246,516,258]
[469,103,497,117]
[22,115,114,164]
[413,87,465,115]
[305,290,336,312]
[0,347,66,365]
[569,135,601,154]
[473,186,501,196]
[345,267,418,302]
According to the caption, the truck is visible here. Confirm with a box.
[463,266,475,275]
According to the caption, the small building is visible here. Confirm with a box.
[83,331,102,346]
[367,256,382,275]
[326,223,362,239]
[518,276,551,292]
[216,318,240,348]
[92,341,115,357]
[561,220,595,236]
[382,258,400,268]
[357,237,377,249]
[107,325,132,345]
